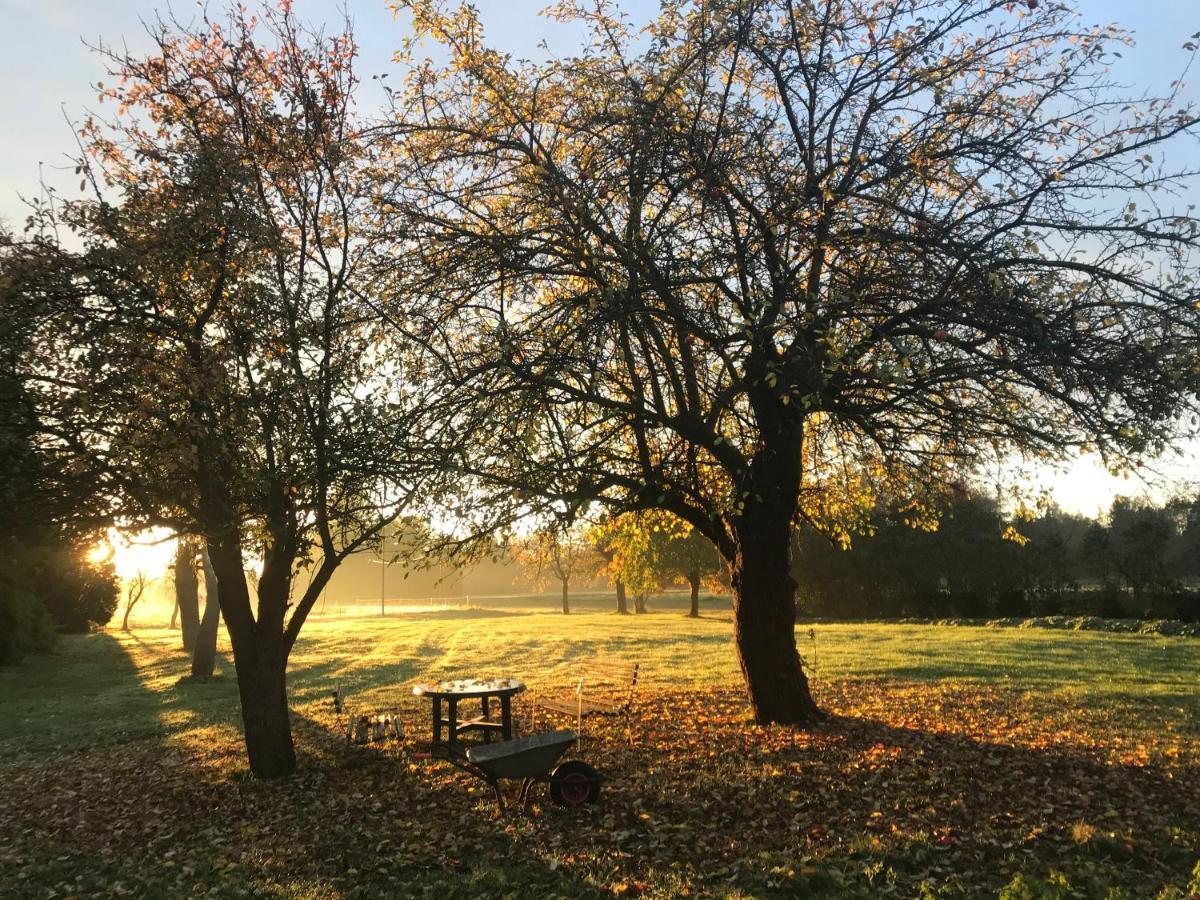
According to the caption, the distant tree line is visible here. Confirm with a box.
[793,491,1200,622]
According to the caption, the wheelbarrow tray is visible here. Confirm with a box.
[466,729,579,780]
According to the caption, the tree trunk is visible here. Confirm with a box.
[688,572,700,618]
[192,399,298,778]
[615,579,628,614]
[191,548,221,680]
[561,578,570,614]
[174,540,200,652]
[230,627,294,779]
[731,514,821,726]
[169,598,179,630]
[121,580,143,632]
[207,539,296,779]
[634,592,647,614]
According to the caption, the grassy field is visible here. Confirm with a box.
[2,609,1199,897]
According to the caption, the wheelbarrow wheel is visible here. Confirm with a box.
[549,760,600,807]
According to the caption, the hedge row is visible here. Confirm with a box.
[798,615,1200,638]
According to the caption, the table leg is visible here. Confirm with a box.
[447,698,458,754]
[431,697,442,747]
[481,696,491,743]
[501,696,513,741]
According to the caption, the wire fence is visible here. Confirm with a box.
[305,590,732,618]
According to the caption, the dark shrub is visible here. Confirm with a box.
[1179,591,1200,623]
[902,590,948,618]
[1,538,120,637]
[1150,590,1200,623]
[36,544,119,633]
[1081,585,1128,619]
[0,539,62,663]
[993,589,1031,618]
[0,577,56,664]
[946,590,989,617]
[1029,591,1064,616]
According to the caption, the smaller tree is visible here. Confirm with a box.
[515,527,593,614]
[190,548,221,680]
[120,571,149,632]
[660,525,723,618]
[590,512,681,614]
[1109,497,1177,607]
[586,520,630,614]
[9,4,428,777]
[173,540,200,653]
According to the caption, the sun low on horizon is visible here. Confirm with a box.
[91,527,177,580]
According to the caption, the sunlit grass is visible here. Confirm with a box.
[2,609,1197,757]
[2,610,1198,898]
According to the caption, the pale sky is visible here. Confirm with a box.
[1,0,1197,517]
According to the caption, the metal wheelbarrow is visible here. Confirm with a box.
[461,729,602,813]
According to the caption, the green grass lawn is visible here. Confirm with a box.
[4,610,1196,757]
[2,610,1198,898]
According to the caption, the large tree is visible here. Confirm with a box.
[8,5,431,776]
[391,0,1200,723]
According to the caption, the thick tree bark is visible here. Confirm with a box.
[560,578,570,614]
[207,538,296,779]
[191,548,221,680]
[615,579,628,614]
[731,513,821,725]
[688,572,700,618]
[174,541,200,652]
[230,625,294,779]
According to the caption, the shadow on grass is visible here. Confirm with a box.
[0,630,179,755]
[6,634,1199,898]
[517,689,1200,896]
[2,631,611,898]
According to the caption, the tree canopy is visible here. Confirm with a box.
[386,0,1200,723]
[3,0,1199,750]
[2,5,436,776]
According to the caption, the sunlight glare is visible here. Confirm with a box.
[86,540,114,566]
[104,528,178,580]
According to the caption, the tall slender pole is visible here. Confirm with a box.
[380,535,386,617]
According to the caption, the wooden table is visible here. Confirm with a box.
[412,678,525,758]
